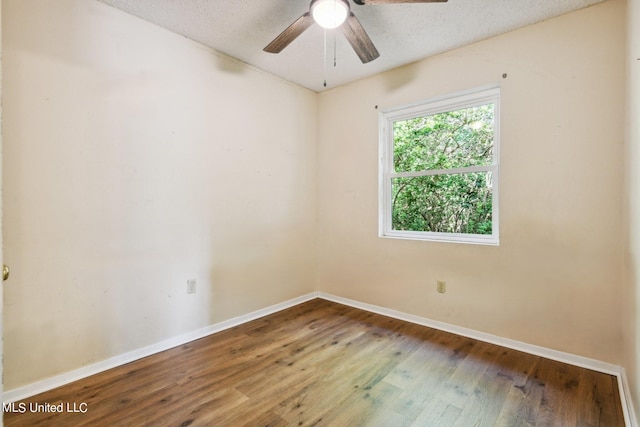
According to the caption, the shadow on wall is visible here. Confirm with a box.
[212,52,249,75]
[382,63,420,92]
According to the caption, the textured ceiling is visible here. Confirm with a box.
[97,0,607,92]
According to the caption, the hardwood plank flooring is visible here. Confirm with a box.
[4,299,625,426]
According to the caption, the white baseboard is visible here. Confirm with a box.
[2,292,319,403]
[620,368,639,427]
[317,292,637,427]
[4,291,637,426]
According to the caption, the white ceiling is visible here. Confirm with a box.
[97,0,606,92]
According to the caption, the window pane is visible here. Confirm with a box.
[393,104,494,173]
[391,172,493,235]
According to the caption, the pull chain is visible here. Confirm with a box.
[323,28,338,88]
[334,28,337,67]
[323,29,327,88]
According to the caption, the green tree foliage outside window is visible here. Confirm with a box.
[391,104,495,235]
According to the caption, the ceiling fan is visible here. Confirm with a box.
[263,0,448,64]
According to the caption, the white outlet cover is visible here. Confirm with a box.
[187,279,197,294]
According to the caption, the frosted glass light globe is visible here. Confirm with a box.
[311,0,349,29]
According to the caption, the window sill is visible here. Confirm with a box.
[380,231,499,246]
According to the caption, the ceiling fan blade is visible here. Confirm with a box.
[264,12,315,53]
[341,13,380,63]
[353,0,447,4]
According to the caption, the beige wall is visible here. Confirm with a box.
[626,0,640,414]
[2,0,317,389]
[317,0,626,364]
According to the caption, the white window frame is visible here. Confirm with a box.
[378,86,500,245]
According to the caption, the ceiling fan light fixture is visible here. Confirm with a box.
[311,0,349,29]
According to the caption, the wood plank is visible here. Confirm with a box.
[4,299,625,427]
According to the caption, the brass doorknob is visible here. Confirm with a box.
[3,265,9,281]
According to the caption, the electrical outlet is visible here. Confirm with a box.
[187,279,197,294]
[437,280,446,293]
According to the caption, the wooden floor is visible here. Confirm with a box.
[5,299,625,426]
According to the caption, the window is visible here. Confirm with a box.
[379,86,500,245]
